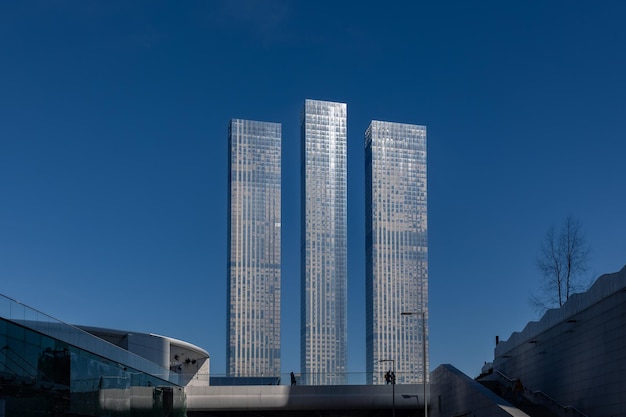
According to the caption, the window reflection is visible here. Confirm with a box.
[365,121,428,384]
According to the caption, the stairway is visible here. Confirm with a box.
[478,378,561,417]
[516,400,561,417]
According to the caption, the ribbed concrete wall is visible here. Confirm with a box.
[493,264,626,417]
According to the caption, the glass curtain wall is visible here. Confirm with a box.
[365,121,428,384]
[227,119,282,378]
[300,99,348,385]
[0,295,183,417]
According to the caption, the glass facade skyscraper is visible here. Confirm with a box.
[300,99,348,385]
[227,119,281,378]
[365,121,428,384]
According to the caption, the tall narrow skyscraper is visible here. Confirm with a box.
[301,99,348,385]
[227,119,281,378]
[365,120,428,384]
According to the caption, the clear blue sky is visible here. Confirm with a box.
[1,1,625,379]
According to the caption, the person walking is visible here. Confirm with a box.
[513,379,524,405]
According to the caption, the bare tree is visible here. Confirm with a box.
[532,216,591,312]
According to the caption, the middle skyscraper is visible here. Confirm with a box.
[300,99,348,385]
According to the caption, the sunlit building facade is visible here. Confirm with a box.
[300,99,348,385]
[365,121,428,384]
[227,119,281,378]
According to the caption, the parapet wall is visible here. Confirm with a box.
[493,264,626,417]
[431,364,528,417]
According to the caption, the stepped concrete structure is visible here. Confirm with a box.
[480,264,626,417]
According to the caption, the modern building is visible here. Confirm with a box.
[0,293,208,416]
[300,99,348,385]
[227,119,282,378]
[365,120,428,384]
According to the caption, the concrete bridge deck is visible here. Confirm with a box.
[186,383,428,416]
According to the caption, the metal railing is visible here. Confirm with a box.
[0,293,179,386]
[495,370,588,417]
[207,371,427,386]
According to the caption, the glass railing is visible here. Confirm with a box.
[0,293,179,386]
[207,372,427,386]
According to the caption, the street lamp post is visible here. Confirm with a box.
[402,394,419,417]
[401,311,427,417]
[379,359,395,417]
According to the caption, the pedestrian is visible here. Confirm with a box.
[290,372,297,386]
[513,379,524,405]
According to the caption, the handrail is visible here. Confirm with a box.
[495,369,515,382]
[494,370,588,417]
[0,293,179,386]
[527,389,588,417]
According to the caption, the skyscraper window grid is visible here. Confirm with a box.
[300,99,348,385]
[365,121,428,384]
[227,119,282,378]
